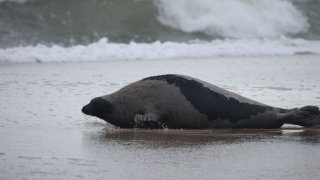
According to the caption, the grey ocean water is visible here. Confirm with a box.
[0,0,320,48]
[1,0,320,63]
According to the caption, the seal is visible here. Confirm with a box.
[82,74,320,129]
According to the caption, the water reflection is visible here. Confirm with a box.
[84,127,320,149]
[283,128,320,144]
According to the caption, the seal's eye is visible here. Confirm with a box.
[91,97,112,113]
[92,97,113,114]
[82,97,113,118]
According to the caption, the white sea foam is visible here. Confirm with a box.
[0,0,31,3]
[0,38,320,63]
[156,0,309,38]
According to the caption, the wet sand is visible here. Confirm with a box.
[1,55,320,179]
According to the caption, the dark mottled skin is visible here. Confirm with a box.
[143,75,272,123]
[82,74,320,129]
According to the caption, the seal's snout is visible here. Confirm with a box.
[82,97,113,119]
[82,104,91,115]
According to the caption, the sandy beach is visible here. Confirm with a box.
[1,55,320,179]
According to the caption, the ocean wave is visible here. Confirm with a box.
[1,38,319,63]
[156,0,309,38]
[0,0,319,48]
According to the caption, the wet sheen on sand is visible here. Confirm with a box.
[0,55,320,179]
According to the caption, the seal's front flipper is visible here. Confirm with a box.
[134,113,164,128]
[285,106,320,127]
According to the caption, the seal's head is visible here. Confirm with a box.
[82,97,113,120]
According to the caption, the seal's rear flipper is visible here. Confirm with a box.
[285,106,320,127]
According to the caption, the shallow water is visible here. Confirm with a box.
[1,55,320,179]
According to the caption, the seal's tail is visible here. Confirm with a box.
[285,106,320,127]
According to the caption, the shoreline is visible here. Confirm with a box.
[1,53,320,65]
